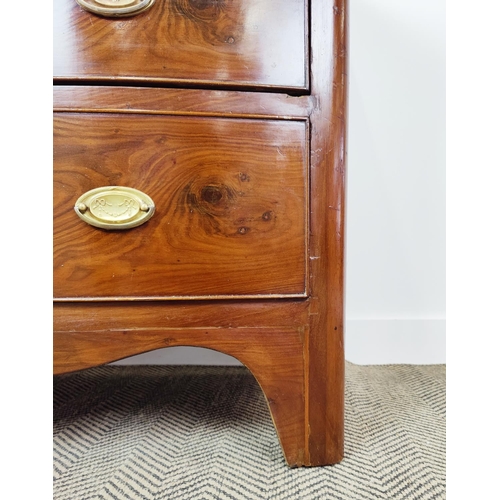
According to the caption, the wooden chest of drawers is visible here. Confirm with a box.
[53,0,348,467]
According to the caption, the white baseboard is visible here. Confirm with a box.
[112,346,241,366]
[112,318,445,366]
[345,318,446,365]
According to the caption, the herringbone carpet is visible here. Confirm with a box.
[53,362,445,500]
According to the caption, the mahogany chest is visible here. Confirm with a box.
[53,0,348,467]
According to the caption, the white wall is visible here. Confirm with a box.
[115,0,446,367]
[345,0,445,363]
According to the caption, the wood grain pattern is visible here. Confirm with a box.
[306,0,348,464]
[54,325,308,466]
[53,299,309,335]
[53,85,313,119]
[54,299,311,465]
[54,0,308,91]
[53,0,349,468]
[54,113,308,299]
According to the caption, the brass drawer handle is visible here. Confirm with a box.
[74,186,155,230]
[75,0,156,18]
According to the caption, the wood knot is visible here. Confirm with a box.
[174,0,227,23]
[201,185,223,205]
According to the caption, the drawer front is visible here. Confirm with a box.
[54,113,308,299]
[54,0,308,92]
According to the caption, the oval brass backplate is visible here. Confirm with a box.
[74,186,155,230]
[75,0,156,18]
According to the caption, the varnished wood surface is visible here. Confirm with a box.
[53,0,349,467]
[53,85,314,119]
[54,113,308,299]
[54,325,308,466]
[54,300,311,465]
[54,0,308,92]
[53,300,310,335]
[306,0,348,464]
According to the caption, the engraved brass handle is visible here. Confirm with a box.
[75,0,156,18]
[74,186,155,230]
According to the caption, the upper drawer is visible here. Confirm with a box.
[53,0,309,92]
[54,112,308,300]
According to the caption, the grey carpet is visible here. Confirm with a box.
[53,362,445,500]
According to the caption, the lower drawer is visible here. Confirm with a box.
[53,112,308,299]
